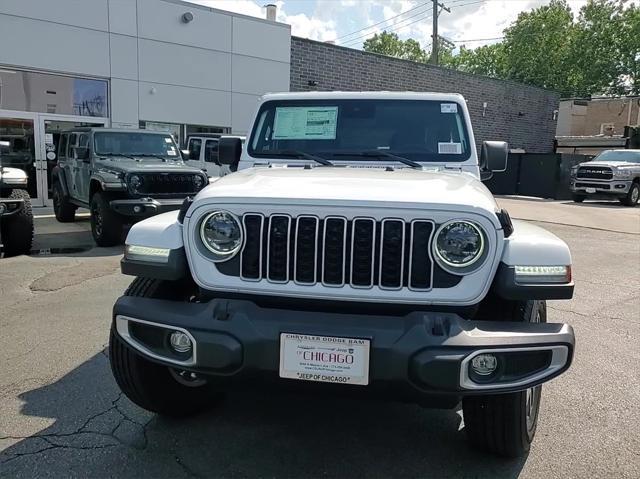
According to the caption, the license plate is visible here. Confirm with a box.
[586,187,596,193]
[279,333,370,386]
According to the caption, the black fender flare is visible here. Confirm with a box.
[51,166,70,197]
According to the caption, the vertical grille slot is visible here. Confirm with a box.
[240,214,264,280]
[322,217,347,286]
[379,219,404,289]
[294,216,318,284]
[409,221,434,290]
[267,215,290,282]
[350,218,375,287]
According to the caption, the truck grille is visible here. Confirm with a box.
[239,214,435,290]
[137,173,201,196]
[576,166,613,180]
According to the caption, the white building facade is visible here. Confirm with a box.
[0,0,291,206]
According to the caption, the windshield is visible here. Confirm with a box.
[94,132,179,158]
[591,150,640,163]
[248,99,471,163]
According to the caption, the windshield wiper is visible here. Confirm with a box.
[332,150,422,169]
[129,153,173,161]
[99,152,136,160]
[268,149,334,167]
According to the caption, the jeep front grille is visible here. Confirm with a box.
[239,214,435,290]
[136,173,201,196]
[576,166,613,180]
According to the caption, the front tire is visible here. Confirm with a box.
[90,191,123,246]
[1,189,34,256]
[571,193,585,203]
[109,277,221,416]
[52,182,76,222]
[620,182,639,207]
[463,300,546,457]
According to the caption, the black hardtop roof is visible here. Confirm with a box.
[60,128,174,135]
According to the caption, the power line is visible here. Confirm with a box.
[452,36,504,42]
[341,10,434,47]
[335,2,431,41]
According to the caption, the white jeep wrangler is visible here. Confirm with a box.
[110,92,575,457]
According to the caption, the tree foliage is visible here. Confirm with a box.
[363,31,427,62]
[360,0,639,97]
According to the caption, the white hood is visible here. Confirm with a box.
[195,166,499,214]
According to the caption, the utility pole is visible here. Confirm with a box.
[430,1,450,65]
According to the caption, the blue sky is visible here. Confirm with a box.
[191,0,604,52]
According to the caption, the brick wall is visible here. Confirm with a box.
[290,37,560,153]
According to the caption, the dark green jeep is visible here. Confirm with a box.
[51,128,208,246]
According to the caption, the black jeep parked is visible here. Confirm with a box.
[51,128,208,246]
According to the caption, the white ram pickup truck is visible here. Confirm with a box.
[110,92,575,457]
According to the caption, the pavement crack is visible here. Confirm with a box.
[175,455,203,478]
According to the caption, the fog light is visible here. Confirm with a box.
[169,331,192,353]
[0,203,6,215]
[471,354,498,376]
[133,205,143,213]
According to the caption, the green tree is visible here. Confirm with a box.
[360,0,639,97]
[363,31,428,62]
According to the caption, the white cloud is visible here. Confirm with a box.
[189,0,338,41]
[189,0,631,50]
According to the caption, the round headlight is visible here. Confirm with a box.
[129,174,142,190]
[434,220,485,269]
[200,211,242,259]
[193,175,205,189]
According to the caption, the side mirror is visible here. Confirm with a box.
[218,137,242,172]
[181,149,190,160]
[480,141,508,173]
[76,147,90,161]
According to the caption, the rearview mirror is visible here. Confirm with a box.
[480,141,508,173]
[218,137,242,172]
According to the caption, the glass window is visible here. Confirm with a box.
[591,150,640,163]
[204,139,219,163]
[141,121,182,146]
[188,138,202,161]
[68,133,77,156]
[0,70,108,117]
[58,134,68,159]
[93,132,179,160]
[249,99,471,163]
[78,134,89,147]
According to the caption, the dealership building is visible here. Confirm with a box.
[0,0,291,206]
[0,0,559,208]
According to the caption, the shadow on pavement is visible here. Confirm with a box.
[0,351,528,478]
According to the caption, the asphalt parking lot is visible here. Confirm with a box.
[1,199,639,478]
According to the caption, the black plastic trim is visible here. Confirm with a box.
[113,295,575,398]
[496,209,514,237]
[493,262,574,300]
[178,196,194,224]
[120,247,187,280]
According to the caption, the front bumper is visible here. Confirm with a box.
[0,197,25,217]
[571,178,631,196]
[110,198,184,217]
[113,295,575,401]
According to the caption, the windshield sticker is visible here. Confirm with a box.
[441,103,458,114]
[167,150,177,156]
[164,138,173,143]
[438,142,462,154]
[273,107,338,140]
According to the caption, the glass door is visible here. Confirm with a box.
[0,111,40,203]
[36,114,108,206]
